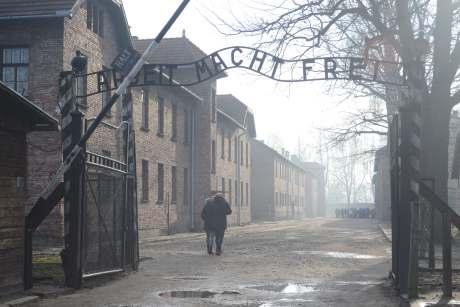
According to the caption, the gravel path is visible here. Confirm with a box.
[39,218,399,306]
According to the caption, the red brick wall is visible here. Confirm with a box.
[134,86,197,239]
[214,118,252,226]
[0,1,130,246]
[0,130,26,291]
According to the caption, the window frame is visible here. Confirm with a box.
[157,163,164,204]
[141,89,149,130]
[157,96,165,137]
[171,166,177,203]
[171,103,177,141]
[141,160,149,202]
[0,46,29,96]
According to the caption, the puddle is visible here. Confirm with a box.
[294,251,382,259]
[260,298,313,307]
[159,290,217,298]
[159,290,240,299]
[335,280,383,286]
[282,284,317,294]
[165,276,208,281]
[249,283,317,294]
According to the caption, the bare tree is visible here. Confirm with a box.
[218,0,460,201]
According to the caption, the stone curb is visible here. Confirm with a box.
[1,296,39,307]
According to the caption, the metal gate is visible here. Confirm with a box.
[82,153,127,276]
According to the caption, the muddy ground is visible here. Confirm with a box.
[38,218,399,306]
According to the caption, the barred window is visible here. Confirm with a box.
[171,166,177,203]
[171,104,177,141]
[157,163,164,203]
[87,0,104,36]
[183,168,189,206]
[141,160,149,202]
[141,89,149,130]
[157,97,165,136]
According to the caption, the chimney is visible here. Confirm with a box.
[182,29,186,38]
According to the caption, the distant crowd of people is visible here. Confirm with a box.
[335,208,375,219]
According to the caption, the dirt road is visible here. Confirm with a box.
[39,218,399,306]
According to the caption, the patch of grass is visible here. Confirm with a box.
[33,254,64,285]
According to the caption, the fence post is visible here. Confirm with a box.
[61,53,86,288]
[442,212,452,297]
[62,110,84,288]
[398,103,422,298]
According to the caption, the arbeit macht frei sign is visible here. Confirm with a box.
[81,46,405,97]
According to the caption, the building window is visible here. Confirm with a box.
[100,67,111,116]
[87,0,104,36]
[228,135,232,161]
[184,108,190,144]
[235,180,238,206]
[183,168,189,206]
[241,181,244,206]
[171,166,177,203]
[228,178,232,205]
[221,131,225,159]
[141,160,149,202]
[246,182,249,207]
[73,51,88,108]
[157,96,165,136]
[157,163,164,203]
[234,137,238,163]
[171,104,177,141]
[1,47,29,96]
[211,140,216,174]
[211,88,216,122]
[246,143,249,168]
[141,89,149,130]
[240,141,244,166]
[221,177,226,194]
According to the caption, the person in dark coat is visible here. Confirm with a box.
[201,193,232,255]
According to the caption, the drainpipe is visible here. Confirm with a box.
[190,109,197,230]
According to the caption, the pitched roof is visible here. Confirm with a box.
[0,0,77,19]
[0,81,58,131]
[0,0,132,47]
[133,37,208,64]
[217,94,256,137]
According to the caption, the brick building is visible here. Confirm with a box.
[0,81,58,293]
[0,0,133,245]
[134,35,227,234]
[214,94,256,226]
[251,140,308,221]
[131,80,202,239]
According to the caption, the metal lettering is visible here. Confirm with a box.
[324,58,338,79]
[303,59,315,80]
[195,59,213,81]
[271,57,284,78]
[211,52,228,74]
[249,50,267,72]
[231,47,243,66]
